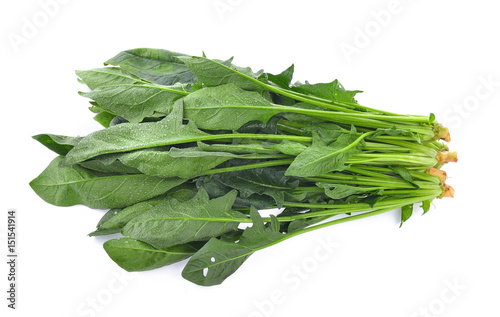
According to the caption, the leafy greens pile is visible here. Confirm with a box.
[30,48,457,286]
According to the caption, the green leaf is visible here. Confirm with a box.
[89,196,166,236]
[287,215,332,233]
[116,147,237,179]
[211,166,300,208]
[77,67,189,123]
[78,158,142,175]
[264,64,294,89]
[237,116,281,134]
[93,111,116,128]
[421,199,433,215]
[182,84,280,130]
[177,55,264,91]
[122,189,245,249]
[182,208,283,286]
[29,156,185,209]
[62,101,209,166]
[104,238,199,271]
[359,195,384,208]
[196,177,275,210]
[32,134,82,156]
[285,128,363,177]
[390,166,420,189]
[104,48,196,85]
[304,123,346,145]
[267,140,307,156]
[89,208,123,236]
[291,79,362,104]
[400,204,414,227]
[316,183,368,200]
[371,126,414,139]
[197,141,278,155]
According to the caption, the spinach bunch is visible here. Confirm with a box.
[30,48,456,286]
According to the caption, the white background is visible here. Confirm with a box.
[1,0,499,316]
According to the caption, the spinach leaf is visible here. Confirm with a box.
[104,238,200,271]
[62,101,209,165]
[197,141,278,155]
[371,126,414,139]
[93,111,116,128]
[104,48,196,85]
[211,166,300,208]
[285,128,364,177]
[263,64,294,89]
[267,140,307,156]
[390,166,420,189]
[32,134,82,156]
[177,55,264,91]
[182,84,280,130]
[182,207,283,286]
[237,116,282,134]
[79,158,142,175]
[77,67,189,123]
[316,183,368,200]
[116,147,237,179]
[291,79,362,104]
[30,156,185,209]
[421,199,433,215]
[89,196,165,236]
[400,204,414,227]
[121,189,245,249]
[196,176,276,209]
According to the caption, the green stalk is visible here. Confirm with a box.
[210,58,400,115]
[281,193,440,214]
[305,176,440,190]
[200,159,294,175]
[347,153,437,167]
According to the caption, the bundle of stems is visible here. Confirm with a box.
[30,48,456,285]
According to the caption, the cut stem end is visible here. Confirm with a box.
[437,151,458,164]
[440,184,455,198]
[428,168,447,183]
[438,127,451,142]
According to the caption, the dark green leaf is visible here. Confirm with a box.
[264,64,294,89]
[89,196,166,236]
[316,183,368,199]
[62,101,209,166]
[237,116,282,134]
[93,111,116,128]
[122,189,245,249]
[104,238,199,271]
[182,208,283,286]
[197,141,278,155]
[104,48,196,85]
[371,126,414,139]
[196,176,276,209]
[304,123,346,145]
[32,134,82,156]
[212,166,300,208]
[267,140,307,156]
[79,158,142,175]
[177,55,264,91]
[116,147,237,179]
[291,79,362,104]
[390,166,420,189]
[359,195,384,208]
[400,204,414,227]
[77,67,189,123]
[182,84,280,130]
[421,199,433,215]
[285,128,362,177]
[30,156,185,209]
